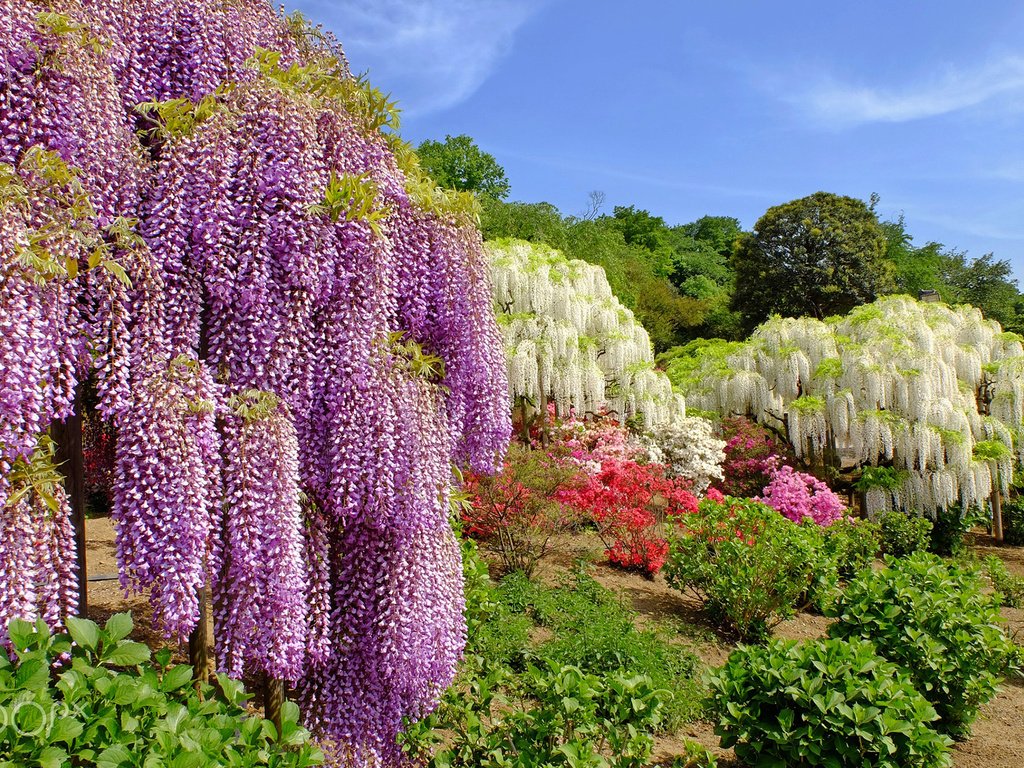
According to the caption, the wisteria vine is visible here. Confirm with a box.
[0,1,511,764]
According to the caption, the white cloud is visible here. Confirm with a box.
[793,55,1024,126]
[293,0,545,115]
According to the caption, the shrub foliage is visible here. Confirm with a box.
[828,553,1016,738]
[664,497,827,641]
[708,637,952,768]
[0,614,323,767]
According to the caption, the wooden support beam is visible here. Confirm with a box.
[188,586,210,683]
[52,390,88,616]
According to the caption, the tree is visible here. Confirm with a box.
[488,239,686,427]
[667,296,1024,518]
[942,252,1020,326]
[678,215,743,257]
[417,134,511,199]
[732,192,895,332]
[482,199,709,351]
[1,1,512,762]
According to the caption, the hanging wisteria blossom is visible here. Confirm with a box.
[0,0,511,764]
[668,295,1024,515]
[489,238,686,426]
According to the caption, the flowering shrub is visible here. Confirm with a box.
[462,444,584,576]
[714,417,791,498]
[758,464,846,526]
[642,416,725,493]
[664,496,828,640]
[548,408,646,471]
[557,459,698,578]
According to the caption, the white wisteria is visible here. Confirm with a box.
[488,239,685,426]
[668,296,1024,515]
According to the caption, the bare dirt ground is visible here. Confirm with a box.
[85,520,1024,766]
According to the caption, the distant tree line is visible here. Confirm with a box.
[417,135,1024,348]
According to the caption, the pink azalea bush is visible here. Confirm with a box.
[758,464,846,526]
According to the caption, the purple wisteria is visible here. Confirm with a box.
[0,0,511,763]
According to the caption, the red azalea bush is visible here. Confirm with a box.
[461,443,584,576]
[467,408,701,578]
[715,417,793,498]
[557,458,698,578]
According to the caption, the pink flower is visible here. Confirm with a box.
[757,464,845,527]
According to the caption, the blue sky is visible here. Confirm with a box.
[289,1,1024,281]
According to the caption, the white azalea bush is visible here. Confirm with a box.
[642,417,725,493]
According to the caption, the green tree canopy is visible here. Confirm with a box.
[416,134,511,199]
[678,215,743,257]
[732,192,895,332]
[882,213,1022,329]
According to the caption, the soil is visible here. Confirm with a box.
[83,519,1024,766]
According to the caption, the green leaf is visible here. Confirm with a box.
[49,715,85,744]
[37,747,68,768]
[104,613,133,643]
[15,657,50,689]
[7,618,37,650]
[96,744,133,768]
[66,616,100,652]
[161,664,193,692]
[103,641,150,667]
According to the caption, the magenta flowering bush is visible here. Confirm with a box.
[758,465,846,527]
[0,1,512,764]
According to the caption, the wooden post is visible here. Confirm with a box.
[264,675,285,736]
[188,586,210,683]
[518,397,532,444]
[992,482,1004,544]
[52,390,88,616]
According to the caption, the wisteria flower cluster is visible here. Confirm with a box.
[758,464,846,527]
[0,1,512,764]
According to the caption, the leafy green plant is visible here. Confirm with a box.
[878,510,932,557]
[664,497,829,641]
[708,637,953,768]
[823,517,880,579]
[1001,497,1024,546]
[460,539,533,672]
[668,741,718,768]
[0,614,323,768]
[982,555,1024,609]
[401,660,664,768]
[828,553,1016,738]
[928,503,986,557]
[523,570,705,729]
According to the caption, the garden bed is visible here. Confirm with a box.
[84,518,1024,766]
[538,529,1024,767]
